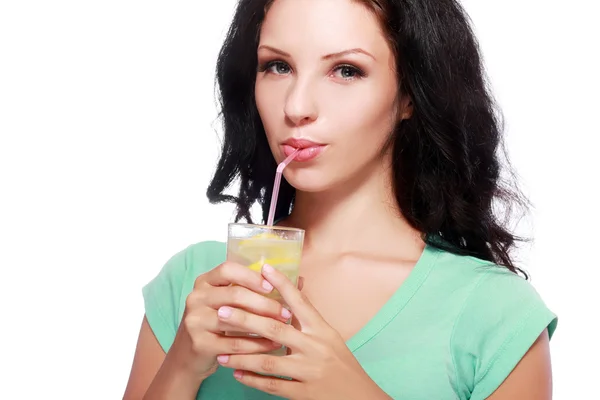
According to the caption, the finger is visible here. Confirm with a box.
[217,354,308,381]
[214,335,283,355]
[261,264,320,324]
[217,306,304,350]
[203,261,274,295]
[229,369,302,398]
[183,308,239,334]
[215,314,278,338]
[206,286,292,322]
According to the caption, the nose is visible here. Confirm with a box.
[283,80,318,127]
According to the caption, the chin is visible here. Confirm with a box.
[282,167,334,193]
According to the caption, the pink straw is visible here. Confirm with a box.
[266,149,300,226]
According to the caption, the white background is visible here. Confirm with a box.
[0,0,598,398]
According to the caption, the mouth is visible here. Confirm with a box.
[281,138,327,162]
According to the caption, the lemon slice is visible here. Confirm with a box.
[237,233,292,260]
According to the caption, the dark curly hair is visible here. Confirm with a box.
[207,0,530,276]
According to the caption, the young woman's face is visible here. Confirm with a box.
[255,0,404,192]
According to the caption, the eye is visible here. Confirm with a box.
[259,60,292,75]
[332,64,365,81]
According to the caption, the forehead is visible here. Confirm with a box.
[259,0,388,57]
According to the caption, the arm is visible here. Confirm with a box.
[125,259,289,400]
[486,330,553,400]
[123,316,204,400]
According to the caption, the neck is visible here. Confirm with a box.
[283,156,424,259]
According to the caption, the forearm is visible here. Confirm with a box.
[366,387,393,400]
[358,388,392,400]
[351,379,393,400]
[142,353,205,400]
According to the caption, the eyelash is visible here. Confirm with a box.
[257,60,366,81]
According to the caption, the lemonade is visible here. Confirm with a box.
[226,223,304,356]
[227,231,303,307]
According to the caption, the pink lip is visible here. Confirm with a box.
[282,138,326,162]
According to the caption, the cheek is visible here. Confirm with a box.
[255,81,282,137]
[328,87,397,156]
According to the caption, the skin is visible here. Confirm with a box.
[256,0,403,195]
[124,0,553,398]
[255,0,422,346]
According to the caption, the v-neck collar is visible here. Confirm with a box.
[345,243,440,352]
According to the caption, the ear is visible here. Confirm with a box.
[398,94,413,121]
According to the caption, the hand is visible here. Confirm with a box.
[215,264,392,400]
[168,261,292,381]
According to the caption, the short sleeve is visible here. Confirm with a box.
[142,246,190,353]
[142,241,227,353]
[450,268,558,400]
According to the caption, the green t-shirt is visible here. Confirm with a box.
[143,241,557,400]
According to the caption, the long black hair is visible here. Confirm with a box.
[207,0,529,275]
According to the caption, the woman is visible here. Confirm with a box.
[124,0,557,399]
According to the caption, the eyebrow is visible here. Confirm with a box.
[257,45,376,61]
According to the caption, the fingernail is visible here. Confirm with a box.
[281,307,292,319]
[218,306,233,319]
[217,355,229,364]
[234,370,243,380]
[262,280,273,292]
[262,264,275,274]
